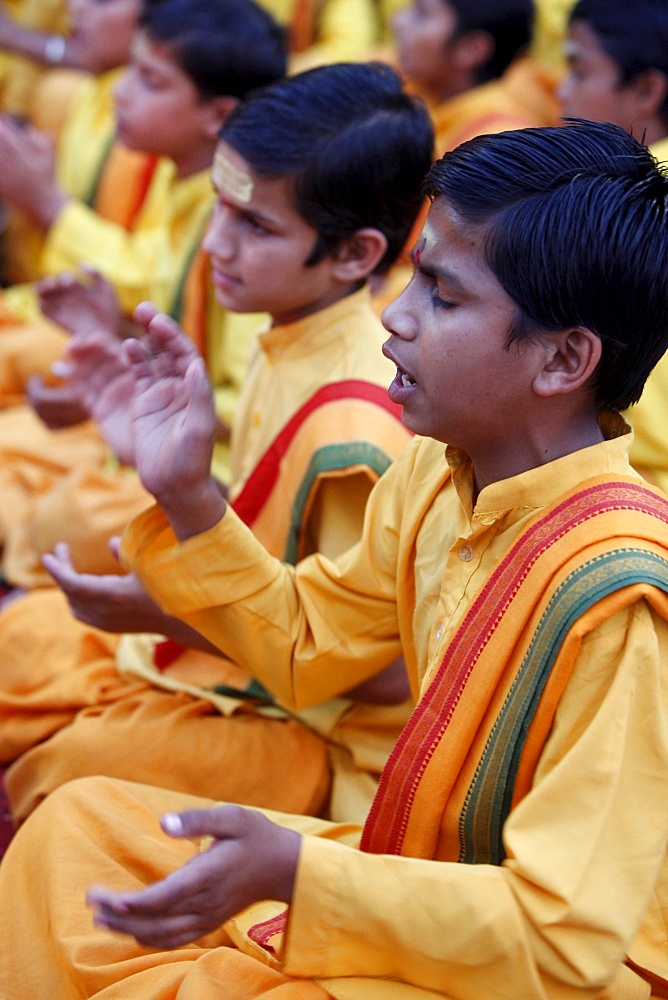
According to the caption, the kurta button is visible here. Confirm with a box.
[435,625,444,640]
[458,544,474,561]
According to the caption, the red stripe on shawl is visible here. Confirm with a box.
[152,380,401,670]
[360,479,668,856]
[231,380,402,529]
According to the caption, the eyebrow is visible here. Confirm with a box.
[212,187,278,227]
[407,248,468,294]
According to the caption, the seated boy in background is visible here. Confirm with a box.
[0,0,143,289]
[1,118,667,1000]
[390,0,559,156]
[0,61,432,830]
[558,0,668,496]
[0,0,287,588]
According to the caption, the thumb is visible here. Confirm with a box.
[160,804,248,841]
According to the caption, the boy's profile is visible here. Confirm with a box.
[0,0,287,587]
[390,0,559,153]
[558,0,668,153]
[0,62,432,829]
[557,0,668,495]
[1,118,667,999]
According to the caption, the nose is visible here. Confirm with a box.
[203,201,236,261]
[381,280,418,341]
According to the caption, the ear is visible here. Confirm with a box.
[629,68,668,120]
[201,96,239,139]
[532,327,602,398]
[331,228,388,282]
[450,29,495,77]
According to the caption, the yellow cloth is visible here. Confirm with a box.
[427,57,561,158]
[0,305,250,589]
[0,165,224,586]
[42,158,210,317]
[1,416,666,998]
[117,417,668,999]
[0,0,69,118]
[0,288,413,826]
[624,137,668,493]
[1,66,128,287]
[256,0,378,71]
[529,0,577,71]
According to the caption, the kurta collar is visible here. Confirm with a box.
[446,412,635,526]
[257,285,371,362]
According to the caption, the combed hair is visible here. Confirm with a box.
[140,0,287,99]
[448,0,534,83]
[220,61,434,274]
[423,119,668,411]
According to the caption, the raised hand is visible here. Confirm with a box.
[87,804,301,949]
[124,304,226,540]
[0,116,66,228]
[37,268,123,339]
[26,374,88,429]
[42,539,223,650]
[42,540,167,634]
[53,329,137,465]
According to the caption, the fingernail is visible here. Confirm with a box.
[162,813,183,834]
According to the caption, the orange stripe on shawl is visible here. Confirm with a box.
[360,477,668,861]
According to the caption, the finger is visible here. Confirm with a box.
[26,373,46,396]
[108,536,122,561]
[132,300,161,330]
[161,803,248,842]
[144,312,200,371]
[41,543,76,587]
[86,854,209,917]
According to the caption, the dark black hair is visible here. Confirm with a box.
[139,0,287,100]
[448,0,534,84]
[220,61,434,274]
[423,119,668,411]
[569,0,668,127]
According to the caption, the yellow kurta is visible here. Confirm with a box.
[0,288,412,826]
[529,0,577,70]
[0,418,665,999]
[624,136,668,494]
[0,165,222,587]
[0,66,143,288]
[427,57,561,158]
[0,0,69,119]
[256,0,378,72]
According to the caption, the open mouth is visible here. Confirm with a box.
[399,368,416,388]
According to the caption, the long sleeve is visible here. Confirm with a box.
[282,600,668,999]
[122,438,433,707]
[40,163,214,317]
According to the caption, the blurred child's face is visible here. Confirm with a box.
[203,141,352,326]
[381,197,543,452]
[558,21,644,131]
[392,0,463,98]
[113,32,220,174]
[67,0,140,72]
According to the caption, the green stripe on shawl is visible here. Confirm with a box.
[460,548,668,865]
[283,441,394,564]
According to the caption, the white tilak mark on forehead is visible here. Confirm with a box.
[213,148,253,203]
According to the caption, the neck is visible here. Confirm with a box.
[641,118,668,149]
[173,137,218,180]
[470,412,605,503]
[270,282,364,328]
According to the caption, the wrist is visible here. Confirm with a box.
[162,476,227,542]
[28,186,69,231]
